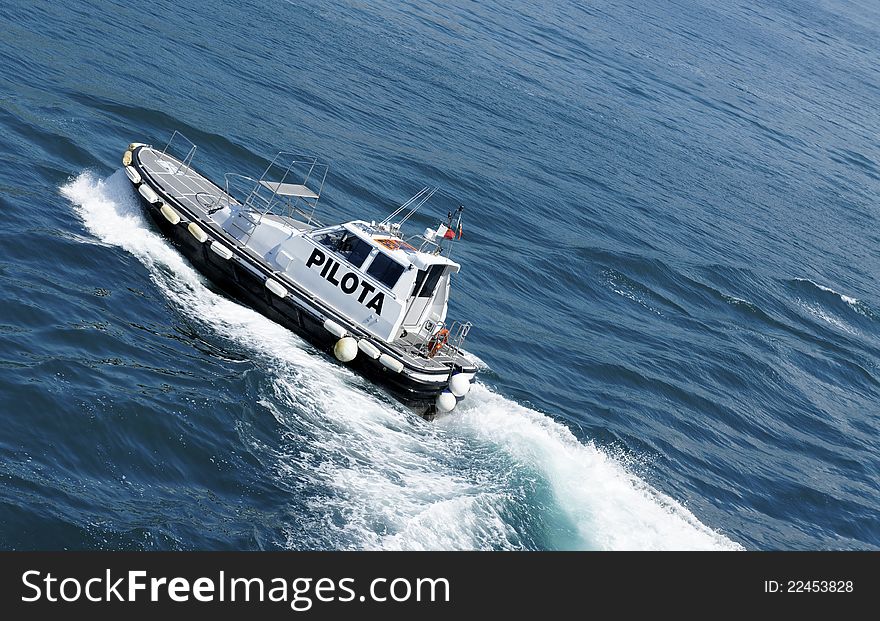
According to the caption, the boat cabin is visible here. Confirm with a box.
[217,206,462,345]
[272,221,459,343]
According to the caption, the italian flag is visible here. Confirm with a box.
[437,224,456,240]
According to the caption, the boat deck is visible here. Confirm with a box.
[392,330,469,370]
[138,147,233,217]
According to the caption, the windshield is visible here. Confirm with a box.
[314,228,373,268]
[366,252,406,289]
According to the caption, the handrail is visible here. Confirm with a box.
[223,172,259,210]
[161,130,198,174]
[420,319,471,357]
[236,151,328,235]
[447,320,472,354]
[158,132,331,239]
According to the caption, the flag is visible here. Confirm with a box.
[437,224,455,240]
[457,222,463,239]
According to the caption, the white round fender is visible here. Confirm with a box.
[122,150,132,166]
[435,391,457,413]
[449,373,471,397]
[334,337,358,362]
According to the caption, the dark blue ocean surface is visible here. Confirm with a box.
[1,0,878,550]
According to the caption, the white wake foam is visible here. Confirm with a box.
[61,170,741,551]
[451,386,740,550]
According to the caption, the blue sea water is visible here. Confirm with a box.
[1,0,878,550]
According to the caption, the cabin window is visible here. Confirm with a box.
[412,268,428,298]
[315,230,372,268]
[367,252,405,289]
[417,264,445,298]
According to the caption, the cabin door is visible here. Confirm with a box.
[402,264,444,330]
[403,295,432,329]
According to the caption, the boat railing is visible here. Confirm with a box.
[221,173,275,239]
[160,130,198,174]
[223,172,259,210]
[446,320,472,354]
[422,320,471,358]
[228,151,328,242]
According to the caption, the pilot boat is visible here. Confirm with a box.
[121,132,476,418]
